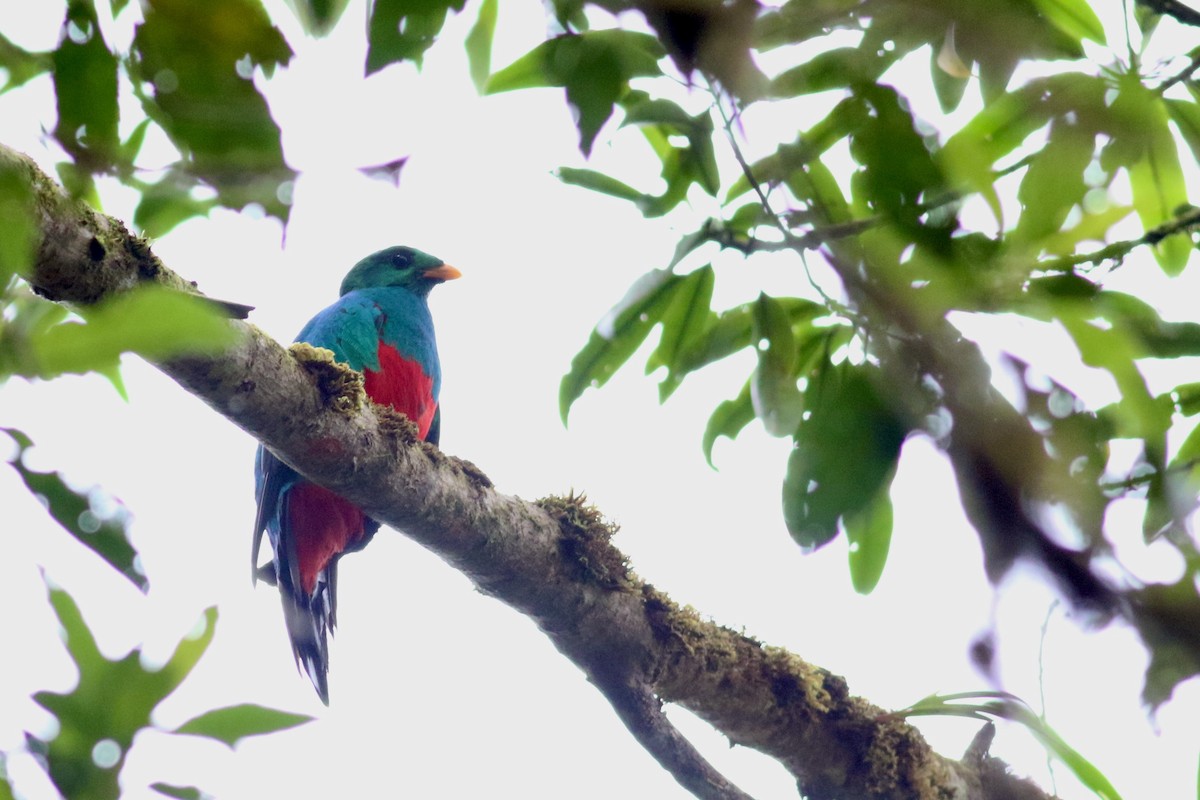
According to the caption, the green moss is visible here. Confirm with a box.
[538,492,631,589]
[288,342,364,414]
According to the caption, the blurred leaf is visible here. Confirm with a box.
[1131,577,1200,710]
[847,84,945,233]
[1094,291,1200,360]
[1171,383,1200,417]
[930,41,969,114]
[1040,203,1134,256]
[0,156,37,286]
[648,266,715,401]
[557,167,649,206]
[678,297,826,379]
[284,0,351,36]
[783,365,907,551]
[358,156,409,187]
[1166,98,1200,165]
[33,580,217,800]
[750,293,804,437]
[769,47,895,97]
[53,0,120,174]
[1107,75,1190,274]
[702,381,754,468]
[753,0,862,50]
[132,0,295,222]
[941,76,1079,225]
[621,95,719,208]
[844,467,896,594]
[897,691,1123,799]
[560,269,680,423]
[366,0,466,74]
[3,428,146,592]
[0,30,51,93]
[134,170,220,237]
[150,785,205,800]
[26,284,236,380]
[465,0,497,91]
[1013,117,1094,246]
[487,31,664,154]
[174,704,313,748]
[1030,0,1107,45]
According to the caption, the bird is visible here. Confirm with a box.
[251,245,460,703]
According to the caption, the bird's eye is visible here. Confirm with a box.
[391,252,412,269]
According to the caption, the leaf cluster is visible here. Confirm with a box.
[462,0,1200,718]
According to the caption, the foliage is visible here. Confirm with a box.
[482,0,1200,719]
[896,690,1121,800]
[19,577,310,800]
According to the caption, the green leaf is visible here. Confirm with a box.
[465,0,498,91]
[844,467,896,594]
[1171,383,1200,417]
[702,381,754,467]
[1166,98,1200,167]
[930,43,969,114]
[1012,117,1094,246]
[3,428,146,592]
[150,784,204,800]
[941,76,1091,224]
[174,704,313,748]
[676,297,826,377]
[1133,578,1200,711]
[846,85,944,231]
[769,47,894,97]
[32,578,218,800]
[1030,0,1107,45]
[649,266,715,401]
[53,0,120,173]
[620,95,719,202]
[750,293,804,437]
[782,365,907,551]
[556,167,649,205]
[560,269,680,423]
[284,0,351,36]
[486,31,664,155]
[134,170,220,237]
[1108,75,1190,274]
[0,30,51,93]
[896,691,1123,800]
[132,0,295,222]
[366,0,466,74]
[27,284,236,379]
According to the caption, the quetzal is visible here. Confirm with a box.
[251,246,459,703]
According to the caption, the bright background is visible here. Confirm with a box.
[2,3,1199,798]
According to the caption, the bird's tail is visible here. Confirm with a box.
[279,571,333,705]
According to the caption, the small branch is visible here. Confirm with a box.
[1157,49,1200,92]
[1039,205,1200,272]
[1138,0,1200,27]
[596,674,755,800]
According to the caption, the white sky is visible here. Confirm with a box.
[2,2,1199,798]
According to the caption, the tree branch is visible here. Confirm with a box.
[1138,0,1200,28]
[4,142,1054,800]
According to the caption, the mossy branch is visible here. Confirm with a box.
[4,141,1054,800]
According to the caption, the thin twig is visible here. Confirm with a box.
[1138,0,1200,27]
[1039,205,1200,272]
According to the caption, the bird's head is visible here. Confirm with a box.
[339,246,461,298]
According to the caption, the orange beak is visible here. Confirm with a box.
[423,264,462,281]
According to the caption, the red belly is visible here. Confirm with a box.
[362,341,436,438]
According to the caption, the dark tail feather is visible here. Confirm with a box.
[280,580,332,705]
